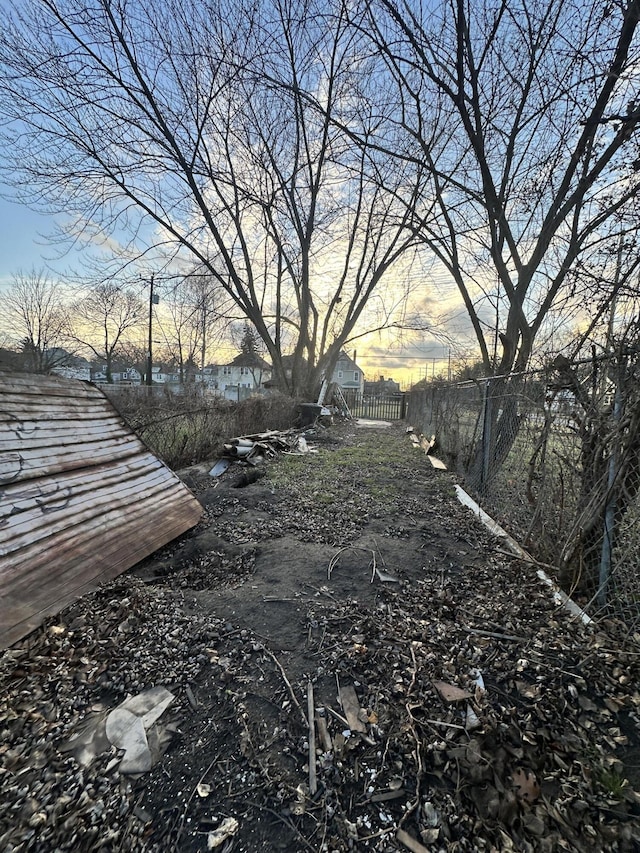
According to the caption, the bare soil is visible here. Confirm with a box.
[1,421,639,853]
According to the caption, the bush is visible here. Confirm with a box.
[103,386,300,468]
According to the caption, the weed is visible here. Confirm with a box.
[596,768,628,799]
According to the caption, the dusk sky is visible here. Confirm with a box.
[0,186,458,385]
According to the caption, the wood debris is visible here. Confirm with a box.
[220,428,316,463]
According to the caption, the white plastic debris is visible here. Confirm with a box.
[104,686,175,774]
[465,704,481,731]
[207,817,239,849]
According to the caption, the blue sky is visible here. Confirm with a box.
[0,194,75,286]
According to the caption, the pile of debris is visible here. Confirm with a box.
[208,428,317,477]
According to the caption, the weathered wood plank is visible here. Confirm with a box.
[0,373,202,649]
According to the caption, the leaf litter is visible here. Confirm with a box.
[0,421,639,852]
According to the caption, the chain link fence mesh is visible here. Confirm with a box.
[406,363,640,624]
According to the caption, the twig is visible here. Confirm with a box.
[328,547,350,580]
[369,549,377,584]
[325,705,349,728]
[327,546,378,581]
[373,537,387,569]
[246,802,316,852]
[262,647,308,727]
[407,642,418,697]
[239,716,272,783]
[460,625,529,643]
[315,708,333,751]
[397,828,430,853]
[174,750,222,836]
[400,700,423,827]
[307,681,317,796]
[358,827,396,842]
[422,718,467,731]
[494,546,555,570]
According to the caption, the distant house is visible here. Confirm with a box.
[123,366,143,384]
[263,354,310,393]
[91,362,142,384]
[199,364,220,390]
[219,351,272,400]
[150,364,181,384]
[364,376,400,396]
[330,351,364,394]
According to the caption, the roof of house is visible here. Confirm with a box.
[229,352,271,370]
[336,351,361,370]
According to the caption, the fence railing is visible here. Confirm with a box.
[406,361,640,623]
[341,390,407,420]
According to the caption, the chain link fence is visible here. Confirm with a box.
[406,360,640,623]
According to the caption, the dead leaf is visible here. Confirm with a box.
[339,685,367,732]
[577,695,598,712]
[512,767,540,803]
[432,681,472,703]
[397,827,430,852]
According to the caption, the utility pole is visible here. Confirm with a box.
[146,274,159,388]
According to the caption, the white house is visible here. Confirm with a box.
[220,352,272,400]
[330,351,364,394]
[51,356,92,382]
[91,362,143,384]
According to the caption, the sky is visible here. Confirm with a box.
[0,195,78,286]
[0,188,467,388]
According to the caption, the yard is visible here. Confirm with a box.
[1,421,639,852]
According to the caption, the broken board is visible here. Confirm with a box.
[0,372,202,648]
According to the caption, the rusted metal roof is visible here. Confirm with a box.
[0,371,202,648]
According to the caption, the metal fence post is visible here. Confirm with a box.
[481,379,493,493]
[597,358,624,607]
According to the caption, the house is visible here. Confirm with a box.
[219,352,272,400]
[330,351,364,394]
[263,354,310,393]
[151,364,181,384]
[51,355,92,382]
[364,376,400,396]
[90,362,142,384]
[198,364,220,390]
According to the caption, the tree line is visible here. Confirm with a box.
[0,269,237,382]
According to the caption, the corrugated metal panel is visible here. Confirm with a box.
[0,371,203,648]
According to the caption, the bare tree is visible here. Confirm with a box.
[0,269,73,373]
[357,0,640,375]
[68,283,143,382]
[0,0,427,397]
[157,273,233,382]
[340,0,640,487]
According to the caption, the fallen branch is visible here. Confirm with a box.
[460,626,530,643]
[262,648,308,727]
[307,681,317,795]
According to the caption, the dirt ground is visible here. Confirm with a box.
[1,421,639,852]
